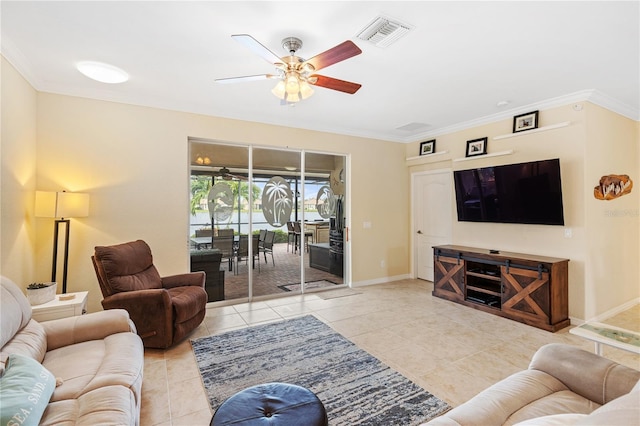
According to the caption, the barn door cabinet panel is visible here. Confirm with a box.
[433,254,465,302]
[432,245,570,332]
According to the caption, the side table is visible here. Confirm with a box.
[31,291,88,322]
[569,321,640,355]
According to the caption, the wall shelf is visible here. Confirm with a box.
[492,122,571,140]
[452,150,514,162]
[406,150,450,164]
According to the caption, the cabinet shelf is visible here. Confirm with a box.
[492,122,571,140]
[466,284,501,297]
[467,271,501,282]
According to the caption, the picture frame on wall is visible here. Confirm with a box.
[465,137,488,157]
[419,139,436,156]
[513,110,539,133]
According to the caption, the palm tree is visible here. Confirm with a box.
[190,176,212,216]
[225,179,262,231]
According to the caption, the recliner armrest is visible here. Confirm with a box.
[529,343,640,404]
[101,288,172,311]
[42,309,136,351]
[162,271,205,289]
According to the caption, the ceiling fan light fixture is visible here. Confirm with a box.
[272,71,314,103]
[285,73,300,94]
[299,80,314,99]
[271,80,286,98]
[285,91,301,103]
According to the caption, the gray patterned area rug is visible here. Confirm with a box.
[191,315,450,425]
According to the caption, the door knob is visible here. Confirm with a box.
[417,230,423,234]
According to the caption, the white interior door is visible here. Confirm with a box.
[413,170,453,281]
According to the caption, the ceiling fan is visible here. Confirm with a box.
[215,34,362,103]
[214,166,247,181]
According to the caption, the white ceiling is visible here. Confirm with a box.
[2,1,638,143]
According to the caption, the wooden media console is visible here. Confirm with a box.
[433,245,570,332]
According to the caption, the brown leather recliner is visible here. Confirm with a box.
[91,239,207,349]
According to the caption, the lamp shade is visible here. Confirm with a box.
[35,191,90,218]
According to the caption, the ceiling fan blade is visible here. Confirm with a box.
[309,75,362,94]
[231,34,283,65]
[215,74,277,84]
[303,40,362,72]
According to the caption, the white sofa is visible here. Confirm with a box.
[423,343,640,425]
[1,276,144,425]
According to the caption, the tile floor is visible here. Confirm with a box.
[141,279,640,426]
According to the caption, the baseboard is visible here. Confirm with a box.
[352,274,411,287]
[570,297,640,325]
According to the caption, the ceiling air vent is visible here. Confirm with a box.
[396,122,431,132]
[356,15,413,48]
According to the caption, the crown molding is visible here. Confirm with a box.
[588,90,640,121]
[404,89,635,143]
[1,36,42,90]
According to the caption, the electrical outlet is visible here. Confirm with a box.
[564,228,572,238]
[380,260,385,268]
[363,221,372,229]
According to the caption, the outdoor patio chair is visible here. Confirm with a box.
[218,228,234,238]
[286,221,296,252]
[234,234,260,274]
[212,236,234,271]
[260,230,276,266]
[293,221,313,253]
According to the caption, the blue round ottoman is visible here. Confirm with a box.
[211,382,328,426]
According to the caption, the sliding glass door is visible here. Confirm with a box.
[189,140,347,302]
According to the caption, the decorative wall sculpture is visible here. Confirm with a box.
[594,174,633,200]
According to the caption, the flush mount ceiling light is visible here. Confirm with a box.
[76,61,129,84]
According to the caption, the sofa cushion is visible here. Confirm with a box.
[1,320,48,362]
[1,276,35,348]
[42,332,143,404]
[506,390,599,425]
[514,413,588,425]
[529,343,639,404]
[40,385,137,426]
[576,386,640,425]
[424,369,599,426]
[0,353,56,426]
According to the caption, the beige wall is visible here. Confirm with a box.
[407,103,639,320]
[583,103,639,319]
[1,57,38,285]
[30,90,408,313]
[3,56,637,320]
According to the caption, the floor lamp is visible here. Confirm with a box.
[35,191,90,294]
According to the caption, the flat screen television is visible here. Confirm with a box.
[453,158,565,226]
